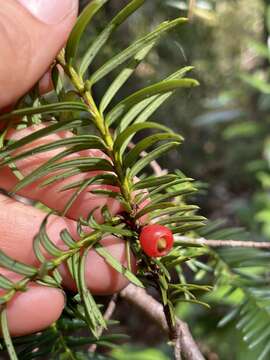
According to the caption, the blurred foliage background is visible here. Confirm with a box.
[76,1,270,359]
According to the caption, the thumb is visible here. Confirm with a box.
[0,0,78,108]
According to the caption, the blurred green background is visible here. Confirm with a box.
[77,1,270,359]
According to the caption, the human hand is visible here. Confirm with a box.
[0,0,136,337]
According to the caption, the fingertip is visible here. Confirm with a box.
[0,0,79,108]
[5,284,65,337]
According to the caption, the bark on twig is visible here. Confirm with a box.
[176,320,204,360]
[120,284,205,360]
[174,328,182,360]
[175,236,270,249]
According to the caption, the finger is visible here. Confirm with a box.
[0,125,123,223]
[0,194,136,294]
[7,285,64,337]
[39,66,64,95]
[1,272,65,337]
[38,69,54,95]
[0,194,77,265]
[0,0,78,108]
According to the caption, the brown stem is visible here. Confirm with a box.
[164,303,177,341]
[120,284,205,360]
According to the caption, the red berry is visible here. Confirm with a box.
[139,224,174,257]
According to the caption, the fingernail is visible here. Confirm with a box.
[17,0,77,25]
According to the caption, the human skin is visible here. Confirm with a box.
[0,0,136,337]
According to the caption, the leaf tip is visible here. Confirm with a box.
[192,79,200,87]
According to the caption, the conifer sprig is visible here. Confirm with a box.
[0,1,207,358]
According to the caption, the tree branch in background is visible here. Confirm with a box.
[175,236,270,249]
[188,0,196,20]
[174,330,182,360]
[120,284,205,360]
